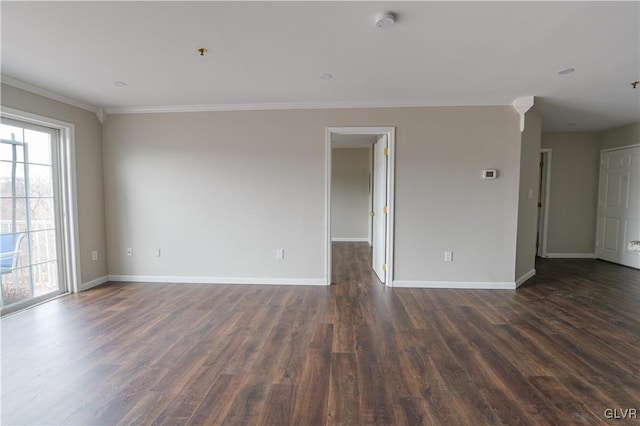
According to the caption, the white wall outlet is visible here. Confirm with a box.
[127,248,133,257]
[444,251,453,262]
[154,248,161,257]
[91,250,98,261]
[276,249,284,260]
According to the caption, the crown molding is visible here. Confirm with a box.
[1,74,99,114]
[104,98,511,115]
[0,75,513,116]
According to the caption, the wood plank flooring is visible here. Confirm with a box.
[1,242,639,425]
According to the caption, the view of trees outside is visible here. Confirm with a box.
[1,123,59,306]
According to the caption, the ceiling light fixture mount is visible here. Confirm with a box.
[375,12,396,29]
[197,48,208,56]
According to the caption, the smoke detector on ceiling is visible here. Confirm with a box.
[375,12,396,29]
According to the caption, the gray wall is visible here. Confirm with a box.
[600,122,640,150]
[515,109,542,282]
[331,148,370,241]
[540,132,600,254]
[1,83,541,286]
[1,83,108,285]
[540,123,639,256]
[103,106,523,284]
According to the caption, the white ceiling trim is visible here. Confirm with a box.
[104,98,512,115]
[1,74,98,114]
[1,73,514,116]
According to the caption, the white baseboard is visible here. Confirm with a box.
[516,269,536,288]
[544,253,596,259]
[81,275,109,291]
[392,280,516,290]
[108,275,327,286]
[331,237,369,242]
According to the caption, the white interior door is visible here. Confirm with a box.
[372,135,388,282]
[595,146,640,268]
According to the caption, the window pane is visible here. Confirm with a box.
[24,130,52,165]
[1,265,32,305]
[28,164,53,197]
[0,161,27,197]
[32,261,58,297]
[0,124,24,143]
[0,197,28,231]
[0,142,25,163]
[30,198,55,224]
[29,230,57,265]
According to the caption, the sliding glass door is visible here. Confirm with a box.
[1,118,66,312]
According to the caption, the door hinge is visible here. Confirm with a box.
[370,211,375,217]
[540,161,544,168]
[383,206,388,214]
[538,202,542,208]
[384,147,389,157]
[382,263,387,271]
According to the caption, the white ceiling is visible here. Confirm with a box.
[1,1,638,132]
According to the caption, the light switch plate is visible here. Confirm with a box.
[482,170,497,179]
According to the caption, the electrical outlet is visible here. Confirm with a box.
[91,250,98,261]
[127,248,133,257]
[154,248,161,257]
[444,251,453,262]
[276,249,284,260]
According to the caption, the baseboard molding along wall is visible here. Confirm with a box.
[81,275,110,291]
[393,280,516,290]
[544,253,596,259]
[91,275,525,290]
[108,275,326,286]
[331,237,369,242]
[516,269,536,288]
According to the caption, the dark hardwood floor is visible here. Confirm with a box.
[1,242,639,425]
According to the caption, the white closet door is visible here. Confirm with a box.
[595,146,640,268]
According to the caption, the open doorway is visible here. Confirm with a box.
[325,127,395,286]
[536,149,551,257]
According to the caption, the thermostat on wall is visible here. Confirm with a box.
[482,169,497,179]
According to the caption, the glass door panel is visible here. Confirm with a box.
[1,119,64,310]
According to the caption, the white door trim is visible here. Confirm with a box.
[372,135,388,283]
[325,127,395,286]
[600,143,640,153]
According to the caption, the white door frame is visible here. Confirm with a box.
[372,135,388,283]
[1,107,81,304]
[325,127,395,286]
[537,149,552,257]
